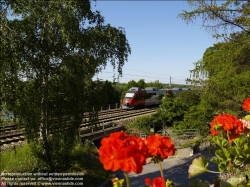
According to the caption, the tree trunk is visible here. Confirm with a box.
[39,73,53,170]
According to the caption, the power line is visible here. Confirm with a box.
[114,67,189,79]
[122,68,172,77]
[97,71,188,82]
[98,65,190,79]
[94,75,187,84]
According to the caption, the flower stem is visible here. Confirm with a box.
[207,170,220,174]
[124,172,131,187]
[158,161,164,178]
[227,131,232,147]
[227,131,235,176]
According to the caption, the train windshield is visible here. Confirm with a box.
[125,97,132,100]
[127,90,137,93]
[124,93,134,100]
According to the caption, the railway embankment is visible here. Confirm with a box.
[0,108,156,151]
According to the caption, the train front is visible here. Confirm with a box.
[121,87,142,109]
[121,91,135,109]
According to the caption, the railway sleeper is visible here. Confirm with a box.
[80,123,116,135]
[0,108,156,146]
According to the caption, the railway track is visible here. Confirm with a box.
[0,108,156,149]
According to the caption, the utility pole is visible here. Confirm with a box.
[170,76,172,89]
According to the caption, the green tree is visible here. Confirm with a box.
[0,0,131,171]
[137,79,146,89]
[178,0,250,131]
[100,80,120,106]
[157,93,188,127]
[173,91,213,135]
[178,0,250,37]
[112,82,126,102]
[146,80,166,89]
[200,33,250,114]
[188,59,208,88]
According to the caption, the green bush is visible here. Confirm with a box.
[125,113,165,136]
[0,140,111,187]
[0,143,37,173]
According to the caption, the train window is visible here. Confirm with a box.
[127,90,137,93]
[152,94,159,99]
[134,95,141,100]
[152,93,156,97]
[147,93,156,99]
[134,94,146,100]
[134,95,138,100]
[142,93,147,99]
[125,97,132,100]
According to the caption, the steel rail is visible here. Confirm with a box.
[0,108,156,148]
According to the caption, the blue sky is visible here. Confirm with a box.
[92,1,218,85]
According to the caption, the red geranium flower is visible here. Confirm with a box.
[210,114,244,141]
[144,177,165,187]
[144,178,151,185]
[242,98,250,111]
[119,136,147,174]
[152,177,165,187]
[99,131,147,174]
[99,131,129,171]
[145,134,175,159]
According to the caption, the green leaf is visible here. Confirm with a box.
[220,180,233,187]
[210,156,221,165]
[188,156,209,178]
[210,156,227,172]
[215,149,227,160]
[212,136,229,148]
[244,143,250,151]
[227,147,237,157]
[234,136,247,150]
[218,161,228,172]
[243,115,250,121]
[220,177,247,187]
[188,179,210,187]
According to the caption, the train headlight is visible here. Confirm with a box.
[124,102,129,106]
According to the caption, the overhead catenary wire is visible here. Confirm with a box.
[95,76,188,85]
[122,68,189,79]
[95,71,189,84]
[97,65,190,78]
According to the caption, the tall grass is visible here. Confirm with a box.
[0,143,37,173]
[68,140,113,186]
[0,140,112,187]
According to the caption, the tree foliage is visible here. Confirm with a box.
[99,80,121,106]
[0,0,131,171]
[156,93,191,128]
[178,0,250,36]
[125,115,155,136]
[146,80,166,89]
[201,33,250,113]
[187,59,208,87]
[176,0,250,133]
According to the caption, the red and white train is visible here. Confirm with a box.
[121,87,190,109]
